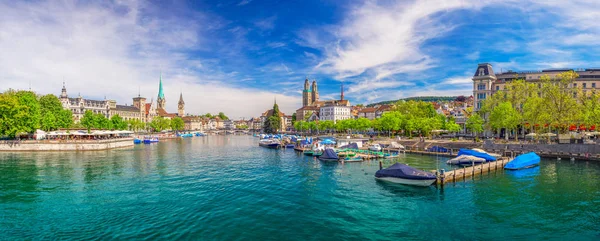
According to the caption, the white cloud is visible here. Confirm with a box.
[443,76,472,85]
[0,1,298,118]
[237,0,253,6]
[315,0,491,79]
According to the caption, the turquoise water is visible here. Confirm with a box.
[1,136,599,240]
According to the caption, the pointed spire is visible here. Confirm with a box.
[178,92,185,105]
[274,96,277,105]
[341,82,344,101]
[158,72,165,99]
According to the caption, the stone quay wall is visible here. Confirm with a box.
[483,141,600,159]
[0,138,134,151]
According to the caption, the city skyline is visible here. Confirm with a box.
[2,0,600,118]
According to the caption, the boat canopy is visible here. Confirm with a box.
[375,163,436,180]
[457,149,497,162]
[505,152,540,170]
[320,148,339,160]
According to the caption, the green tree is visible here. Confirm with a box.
[218,112,229,120]
[56,109,73,129]
[128,119,146,132]
[171,117,185,131]
[204,113,213,118]
[237,124,249,130]
[355,118,372,133]
[150,117,171,132]
[0,91,35,138]
[39,94,63,116]
[16,91,41,134]
[110,115,128,130]
[80,110,95,133]
[263,102,281,134]
[41,112,57,131]
[291,113,297,123]
[466,114,484,137]
[541,72,580,133]
[489,102,520,140]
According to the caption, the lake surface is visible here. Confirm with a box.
[1,135,599,240]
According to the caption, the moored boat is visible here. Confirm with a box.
[446,155,486,165]
[259,139,281,149]
[505,152,540,170]
[342,156,363,162]
[133,138,142,144]
[457,149,497,162]
[318,148,339,162]
[375,163,437,186]
[143,137,159,144]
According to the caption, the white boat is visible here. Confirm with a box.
[375,163,437,187]
[375,177,437,186]
[369,144,382,151]
[446,155,486,165]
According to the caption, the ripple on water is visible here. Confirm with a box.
[1,136,600,240]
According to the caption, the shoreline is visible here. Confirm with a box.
[0,138,134,152]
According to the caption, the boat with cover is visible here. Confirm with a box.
[446,155,486,165]
[133,138,142,144]
[471,148,502,158]
[259,139,281,149]
[318,148,340,162]
[143,137,159,144]
[375,163,437,186]
[504,152,540,170]
[457,149,497,162]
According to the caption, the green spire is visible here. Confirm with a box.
[158,73,165,99]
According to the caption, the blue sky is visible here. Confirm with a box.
[2,0,600,118]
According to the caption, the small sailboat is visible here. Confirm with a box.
[318,148,339,162]
[375,163,437,186]
[504,152,540,170]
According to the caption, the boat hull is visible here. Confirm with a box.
[259,143,280,149]
[318,157,339,162]
[375,177,436,186]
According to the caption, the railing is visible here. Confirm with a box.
[0,137,133,145]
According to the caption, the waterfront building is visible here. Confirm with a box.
[224,120,234,130]
[295,105,320,122]
[472,63,600,111]
[318,83,352,123]
[358,107,377,119]
[260,108,290,132]
[182,116,203,131]
[59,83,112,122]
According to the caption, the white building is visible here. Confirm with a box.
[319,105,352,123]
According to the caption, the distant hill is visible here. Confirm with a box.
[366,96,459,107]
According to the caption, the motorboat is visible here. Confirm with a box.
[375,163,437,186]
[303,150,323,156]
[318,148,339,162]
[143,137,159,144]
[471,148,502,158]
[258,139,281,149]
[457,149,496,162]
[369,144,382,151]
[383,153,400,159]
[180,133,194,138]
[505,152,540,170]
[285,143,295,148]
[446,155,486,165]
[133,138,142,144]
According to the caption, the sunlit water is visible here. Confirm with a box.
[1,136,599,240]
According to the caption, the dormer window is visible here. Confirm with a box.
[478,68,485,76]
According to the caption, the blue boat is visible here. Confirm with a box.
[180,133,193,138]
[457,149,497,162]
[133,139,142,144]
[375,163,437,186]
[318,148,339,162]
[285,144,295,148]
[143,137,159,144]
[505,152,540,170]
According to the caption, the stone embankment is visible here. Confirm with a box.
[0,138,134,151]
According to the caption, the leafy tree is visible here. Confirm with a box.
[80,110,95,133]
[41,112,57,131]
[291,113,297,123]
[237,124,249,130]
[171,117,185,131]
[0,91,32,138]
[150,116,171,132]
[56,109,73,129]
[39,94,63,116]
[466,114,484,137]
[16,91,41,134]
[489,102,520,140]
[218,112,229,120]
[541,72,580,133]
[263,102,281,133]
[204,113,213,118]
[110,115,128,130]
[128,119,146,132]
[355,118,372,132]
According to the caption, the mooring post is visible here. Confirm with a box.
[379,160,382,170]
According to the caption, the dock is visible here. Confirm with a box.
[435,157,511,184]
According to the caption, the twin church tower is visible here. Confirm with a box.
[302,78,319,107]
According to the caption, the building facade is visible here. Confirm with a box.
[319,105,352,123]
[472,63,600,111]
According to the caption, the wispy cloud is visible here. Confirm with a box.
[237,0,253,7]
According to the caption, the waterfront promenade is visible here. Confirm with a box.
[0,138,134,151]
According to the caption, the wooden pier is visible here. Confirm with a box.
[435,157,511,184]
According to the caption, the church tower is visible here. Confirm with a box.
[302,77,312,107]
[311,80,319,104]
[157,73,166,110]
[178,92,185,117]
[60,82,69,108]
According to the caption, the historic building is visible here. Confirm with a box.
[154,74,184,119]
[296,78,351,122]
[472,63,600,111]
[59,83,112,122]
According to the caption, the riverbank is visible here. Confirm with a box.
[0,138,134,151]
